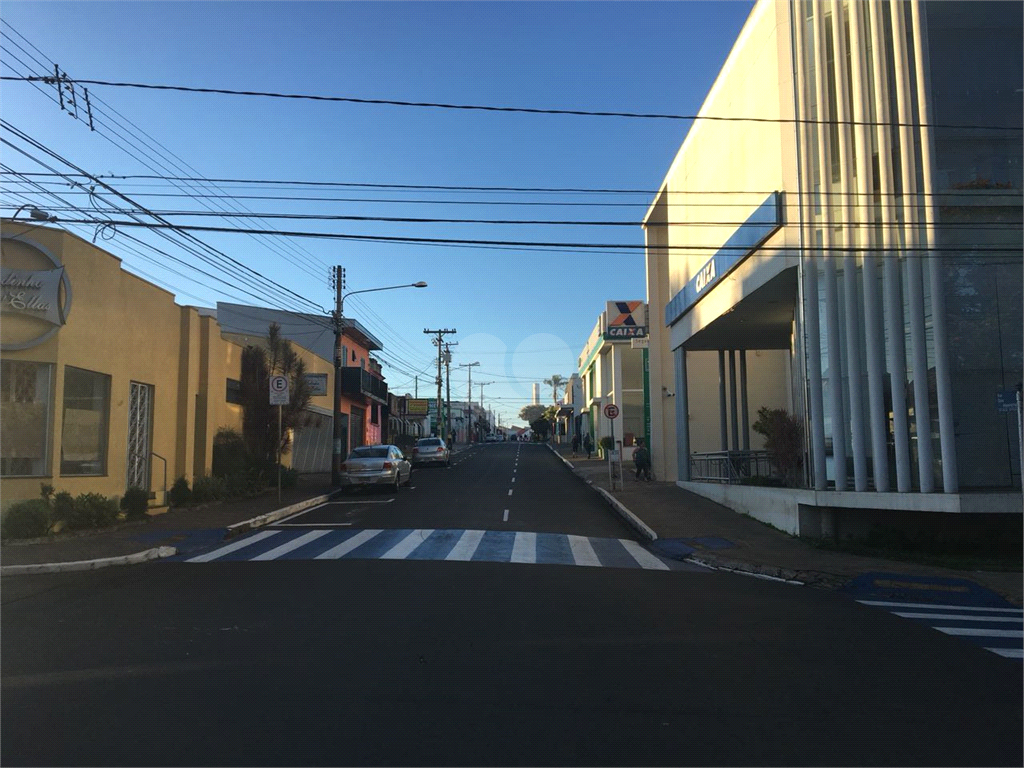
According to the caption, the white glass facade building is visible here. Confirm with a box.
[644,0,1022,535]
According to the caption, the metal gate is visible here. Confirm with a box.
[126,381,153,490]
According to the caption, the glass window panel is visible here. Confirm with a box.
[0,360,53,476]
[60,366,111,476]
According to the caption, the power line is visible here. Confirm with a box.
[36,216,1024,257]
[2,74,1019,132]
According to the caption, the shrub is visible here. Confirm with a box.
[168,476,192,508]
[120,486,150,521]
[65,493,118,531]
[1,499,53,540]
[212,427,248,478]
[53,491,75,523]
[599,436,616,452]
[191,474,228,504]
[225,472,263,498]
[752,406,804,487]
[279,466,298,490]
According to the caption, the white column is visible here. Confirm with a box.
[830,0,869,491]
[740,350,750,451]
[890,0,933,492]
[675,347,690,481]
[848,0,891,494]
[794,1,829,491]
[869,0,909,494]
[813,0,847,491]
[910,0,958,493]
[729,350,740,451]
[718,350,729,451]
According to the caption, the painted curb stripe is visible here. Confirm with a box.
[510,531,537,564]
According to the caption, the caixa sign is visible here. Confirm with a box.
[604,325,648,340]
[1,234,73,351]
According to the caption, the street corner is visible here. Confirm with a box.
[649,536,737,561]
[839,571,1019,609]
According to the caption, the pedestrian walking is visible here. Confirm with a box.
[571,433,581,457]
[633,438,652,481]
[583,433,593,460]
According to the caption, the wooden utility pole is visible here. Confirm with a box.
[424,329,456,437]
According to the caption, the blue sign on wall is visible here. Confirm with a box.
[664,191,783,327]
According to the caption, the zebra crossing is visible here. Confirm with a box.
[177,527,687,571]
[858,600,1024,660]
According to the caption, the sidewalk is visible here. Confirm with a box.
[1,473,338,574]
[550,443,1023,606]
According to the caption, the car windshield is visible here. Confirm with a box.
[349,447,389,459]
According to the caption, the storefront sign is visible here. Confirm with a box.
[1,235,74,351]
[664,191,783,327]
[407,398,430,416]
[304,372,328,396]
[604,325,648,340]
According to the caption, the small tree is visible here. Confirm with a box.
[240,323,313,476]
[752,406,804,487]
[519,404,548,424]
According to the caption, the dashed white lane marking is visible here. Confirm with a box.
[187,530,280,563]
[503,509,509,522]
[510,531,536,563]
[251,529,333,561]
[445,529,485,561]
[567,535,601,567]
[314,529,383,559]
[508,489,513,496]
[381,529,435,559]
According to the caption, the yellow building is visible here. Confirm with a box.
[1,220,332,511]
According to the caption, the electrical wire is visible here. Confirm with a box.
[3,74,1020,132]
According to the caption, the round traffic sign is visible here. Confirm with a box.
[603,403,620,419]
[270,375,289,393]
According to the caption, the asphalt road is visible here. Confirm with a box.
[3,443,1022,767]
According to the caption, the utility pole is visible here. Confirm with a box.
[458,362,479,442]
[443,341,457,442]
[478,381,494,436]
[331,265,346,486]
[424,329,456,437]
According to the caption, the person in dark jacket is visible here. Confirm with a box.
[633,438,652,481]
[582,433,593,460]
[571,433,581,457]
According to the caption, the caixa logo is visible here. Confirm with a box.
[1,234,73,351]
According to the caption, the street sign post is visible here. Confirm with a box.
[269,375,290,502]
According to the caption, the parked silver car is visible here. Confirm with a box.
[412,437,451,467]
[339,444,412,492]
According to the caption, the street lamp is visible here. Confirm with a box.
[332,276,427,486]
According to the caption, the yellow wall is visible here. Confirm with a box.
[1,222,334,511]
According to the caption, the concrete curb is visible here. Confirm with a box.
[684,556,805,585]
[224,491,341,539]
[549,445,658,543]
[1,546,177,576]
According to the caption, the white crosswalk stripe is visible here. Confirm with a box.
[178,527,683,572]
[858,599,1024,660]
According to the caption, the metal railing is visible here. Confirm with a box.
[690,450,773,484]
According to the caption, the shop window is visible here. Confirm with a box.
[0,360,53,477]
[370,403,379,424]
[226,377,242,404]
[60,366,111,476]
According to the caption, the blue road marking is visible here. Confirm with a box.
[472,530,517,563]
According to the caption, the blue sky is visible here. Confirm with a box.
[1,0,755,426]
